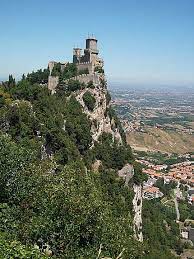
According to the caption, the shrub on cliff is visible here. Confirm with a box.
[83,91,96,111]
[67,79,84,92]
[94,66,104,74]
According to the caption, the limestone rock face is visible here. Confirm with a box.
[91,159,102,172]
[133,184,143,242]
[75,82,123,145]
[118,164,134,186]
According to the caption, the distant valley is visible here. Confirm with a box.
[111,87,194,155]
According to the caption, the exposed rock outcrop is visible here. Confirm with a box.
[133,184,143,242]
[75,82,122,145]
[118,163,134,187]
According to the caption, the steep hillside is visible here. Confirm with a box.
[127,127,194,153]
[0,68,180,258]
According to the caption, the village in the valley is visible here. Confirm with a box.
[139,158,194,200]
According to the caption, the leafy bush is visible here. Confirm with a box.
[60,63,77,80]
[87,80,95,89]
[142,199,179,258]
[94,132,133,169]
[94,66,104,74]
[0,232,46,259]
[9,80,43,101]
[51,63,61,77]
[67,80,84,92]
[133,161,148,184]
[0,133,37,202]
[26,69,49,84]
[0,161,143,258]
[65,96,92,153]
[83,91,96,111]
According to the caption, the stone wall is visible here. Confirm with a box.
[76,62,93,74]
[65,73,102,86]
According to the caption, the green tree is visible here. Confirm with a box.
[8,75,16,88]
[83,91,96,111]
[0,232,46,259]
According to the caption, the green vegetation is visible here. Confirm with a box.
[133,162,148,184]
[154,178,177,198]
[93,132,133,170]
[0,70,182,258]
[108,107,126,143]
[94,66,104,74]
[61,63,77,80]
[87,80,95,89]
[0,231,46,259]
[135,150,189,173]
[179,201,194,222]
[26,69,49,84]
[83,91,96,111]
[51,62,78,80]
[142,200,179,258]
[106,91,111,104]
[66,79,85,92]
[144,114,194,127]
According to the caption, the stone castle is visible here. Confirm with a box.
[73,36,103,74]
[48,37,104,92]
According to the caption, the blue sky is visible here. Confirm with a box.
[0,0,194,86]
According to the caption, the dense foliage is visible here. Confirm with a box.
[142,200,180,259]
[154,178,177,198]
[0,231,46,259]
[51,62,78,81]
[0,72,181,258]
[26,69,50,84]
[83,91,96,111]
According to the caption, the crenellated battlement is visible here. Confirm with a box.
[79,62,90,65]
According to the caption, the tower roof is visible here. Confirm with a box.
[87,34,97,41]
[86,37,97,41]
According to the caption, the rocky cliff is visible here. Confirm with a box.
[75,79,123,145]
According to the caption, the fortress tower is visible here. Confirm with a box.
[73,48,82,63]
[86,37,98,51]
[73,37,103,74]
[84,37,99,64]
